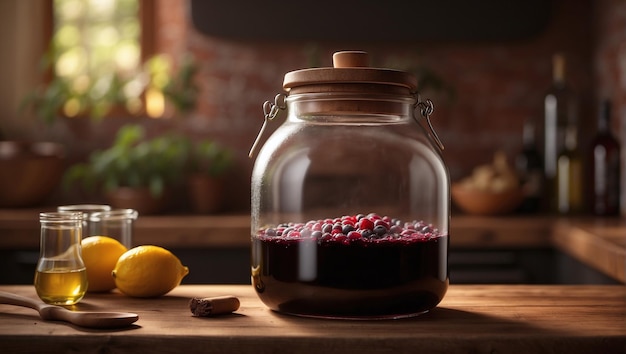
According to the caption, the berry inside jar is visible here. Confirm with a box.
[251,213,449,319]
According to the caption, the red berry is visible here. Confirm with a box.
[342,219,356,226]
[374,219,389,229]
[367,213,381,220]
[341,215,356,223]
[358,218,375,230]
[334,234,347,242]
[347,231,362,240]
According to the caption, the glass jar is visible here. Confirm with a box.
[58,204,111,237]
[250,51,450,319]
[89,209,138,249]
[34,212,88,305]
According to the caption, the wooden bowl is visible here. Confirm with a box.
[451,184,524,215]
[0,141,66,207]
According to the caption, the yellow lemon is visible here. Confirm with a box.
[112,245,189,298]
[81,236,128,292]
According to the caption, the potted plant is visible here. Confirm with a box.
[21,49,200,125]
[64,124,190,214]
[185,140,233,213]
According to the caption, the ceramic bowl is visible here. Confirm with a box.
[451,183,524,215]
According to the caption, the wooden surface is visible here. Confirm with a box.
[0,284,624,354]
[553,218,626,283]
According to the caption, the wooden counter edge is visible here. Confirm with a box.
[552,220,626,283]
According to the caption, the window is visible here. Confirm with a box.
[47,0,160,118]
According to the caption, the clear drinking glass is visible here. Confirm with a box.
[58,204,111,237]
[34,212,88,305]
[89,209,138,249]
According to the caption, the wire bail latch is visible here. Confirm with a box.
[415,97,444,151]
[248,94,287,158]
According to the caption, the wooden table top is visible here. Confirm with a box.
[1,284,624,354]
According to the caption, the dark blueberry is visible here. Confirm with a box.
[322,223,333,233]
[373,225,387,236]
[283,227,294,236]
[320,233,333,242]
[391,218,402,226]
[333,222,342,230]
[369,232,384,239]
[311,230,323,239]
[342,224,355,234]
[265,228,276,237]
[356,213,365,221]
[360,229,373,238]
[389,225,403,235]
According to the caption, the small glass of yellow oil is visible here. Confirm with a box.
[34,212,88,305]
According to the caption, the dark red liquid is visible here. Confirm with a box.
[251,232,448,318]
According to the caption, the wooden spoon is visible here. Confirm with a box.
[0,291,138,329]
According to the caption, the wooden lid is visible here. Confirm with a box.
[283,51,418,93]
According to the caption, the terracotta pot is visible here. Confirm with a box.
[0,141,66,207]
[187,174,224,214]
[105,187,171,215]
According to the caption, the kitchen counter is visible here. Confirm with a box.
[3,211,624,282]
[0,284,624,353]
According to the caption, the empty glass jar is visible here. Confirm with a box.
[250,51,450,319]
[57,204,111,237]
[89,209,138,249]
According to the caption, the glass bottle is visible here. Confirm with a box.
[89,209,138,249]
[542,53,578,212]
[34,212,88,305]
[556,125,584,214]
[250,51,449,319]
[588,100,621,215]
[515,121,544,212]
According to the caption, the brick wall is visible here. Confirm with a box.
[157,0,626,209]
[150,0,622,212]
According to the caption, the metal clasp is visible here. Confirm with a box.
[415,97,444,151]
[248,94,287,158]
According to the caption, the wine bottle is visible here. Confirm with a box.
[542,53,578,212]
[515,121,544,213]
[556,125,583,214]
[588,100,621,215]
